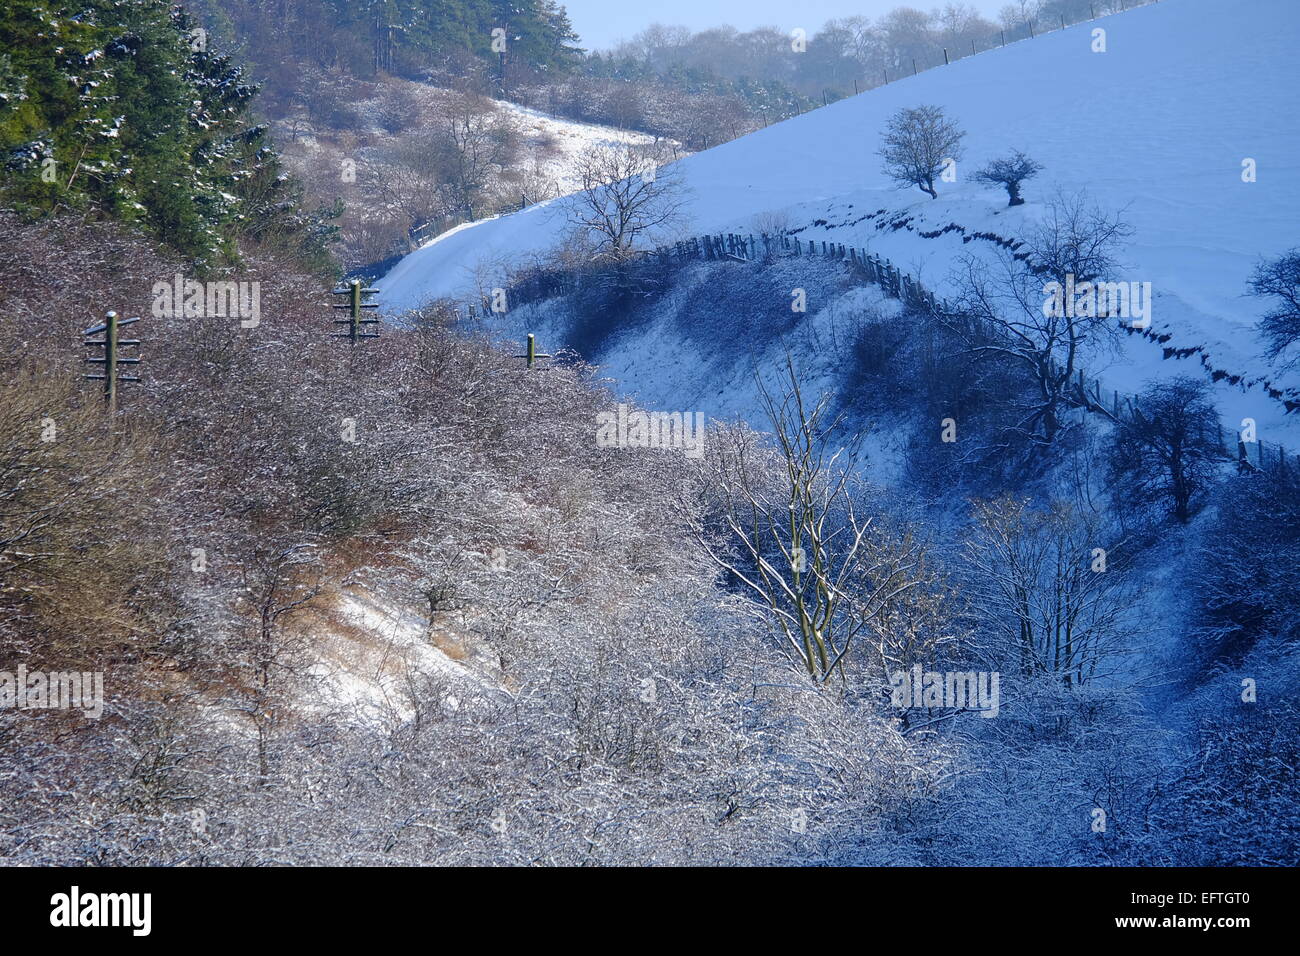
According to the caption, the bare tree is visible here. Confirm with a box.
[434,94,519,221]
[949,192,1133,444]
[823,15,881,70]
[233,541,326,787]
[508,153,561,208]
[567,142,686,262]
[963,497,1132,687]
[878,8,939,74]
[1249,248,1300,369]
[878,104,965,198]
[694,357,924,683]
[973,150,1043,206]
[364,138,449,234]
[1107,377,1227,524]
[998,0,1042,31]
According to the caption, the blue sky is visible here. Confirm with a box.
[561,0,1012,51]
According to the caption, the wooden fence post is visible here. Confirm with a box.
[1237,438,1252,472]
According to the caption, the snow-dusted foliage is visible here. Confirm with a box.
[448,214,1300,865]
[3,0,1299,870]
[0,210,949,865]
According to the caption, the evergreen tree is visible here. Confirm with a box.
[0,0,335,268]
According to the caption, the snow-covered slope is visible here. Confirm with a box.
[379,0,1300,441]
[494,99,680,197]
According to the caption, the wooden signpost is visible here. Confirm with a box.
[84,311,141,411]
[514,333,551,369]
[330,279,380,343]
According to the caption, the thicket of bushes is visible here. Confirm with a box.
[2,161,1297,862]
[0,209,957,863]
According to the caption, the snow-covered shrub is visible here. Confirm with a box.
[1184,466,1300,668]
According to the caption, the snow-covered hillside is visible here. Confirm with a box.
[276,79,678,268]
[379,0,1300,443]
[494,99,682,197]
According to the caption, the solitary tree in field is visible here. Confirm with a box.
[878,105,965,198]
[1249,248,1300,369]
[973,150,1043,206]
